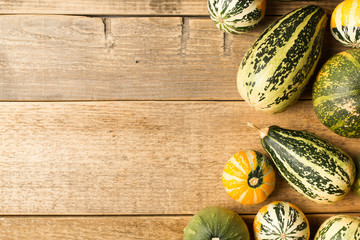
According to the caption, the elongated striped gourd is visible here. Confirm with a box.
[249,124,356,204]
[237,5,327,113]
[254,201,310,240]
[208,0,266,34]
[314,215,360,239]
[331,0,360,48]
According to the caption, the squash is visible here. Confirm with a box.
[313,49,360,138]
[183,206,250,240]
[237,5,327,113]
[314,215,360,239]
[249,123,356,204]
[208,0,266,34]
[331,0,360,48]
[222,150,276,205]
[354,156,360,197]
[254,201,310,240]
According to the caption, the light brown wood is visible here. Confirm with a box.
[0,214,356,239]
[0,0,341,16]
[0,100,358,215]
[0,15,346,101]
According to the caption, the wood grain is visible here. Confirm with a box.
[0,0,341,16]
[0,214,356,239]
[0,100,358,215]
[0,15,346,101]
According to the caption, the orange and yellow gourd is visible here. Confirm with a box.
[222,150,275,205]
[331,0,360,47]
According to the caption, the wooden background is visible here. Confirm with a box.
[0,0,358,239]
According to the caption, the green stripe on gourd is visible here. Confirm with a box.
[208,0,266,34]
[314,215,360,240]
[254,201,310,240]
[313,49,360,138]
[237,5,327,113]
[249,124,356,204]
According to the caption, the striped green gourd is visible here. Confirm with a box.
[249,123,356,204]
[313,49,360,138]
[207,0,266,34]
[237,5,327,113]
[254,201,310,240]
[314,215,360,239]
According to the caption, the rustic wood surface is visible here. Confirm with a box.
[0,0,339,16]
[0,0,358,239]
[0,101,358,215]
[0,15,346,100]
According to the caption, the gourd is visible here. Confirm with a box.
[237,5,327,113]
[249,123,356,204]
[354,156,360,197]
[183,206,250,240]
[254,201,310,240]
[208,0,266,34]
[314,215,360,239]
[313,49,360,138]
[331,0,360,48]
[222,150,275,205]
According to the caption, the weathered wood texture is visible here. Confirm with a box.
[0,0,340,16]
[0,15,346,101]
[0,214,356,239]
[0,101,358,215]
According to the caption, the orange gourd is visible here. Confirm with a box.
[222,150,275,205]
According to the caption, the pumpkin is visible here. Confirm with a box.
[183,206,250,240]
[207,0,266,34]
[254,201,310,240]
[331,0,360,48]
[314,215,360,239]
[222,150,275,205]
[313,49,360,138]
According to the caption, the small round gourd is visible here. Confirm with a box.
[207,0,266,34]
[183,206,250,240]
[254,201,310,240]
[331,0,360,48]
[222,150,275,205]
[313,49,360,138]
[314,215,360,239]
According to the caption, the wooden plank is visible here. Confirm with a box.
[0,15,346,101]
[0,0,341,16]
[0,100,358,215]
[0,214,356,239]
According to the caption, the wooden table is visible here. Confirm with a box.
[0,0,358,239]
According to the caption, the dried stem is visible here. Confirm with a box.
[247,123,268,139]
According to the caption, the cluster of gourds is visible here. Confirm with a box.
[184,0,360,239]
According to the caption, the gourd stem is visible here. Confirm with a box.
[247,122,268,139]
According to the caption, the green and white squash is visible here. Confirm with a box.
[254,201,310,240]
[249,124,356,204]
[237,5,327,113]
[208,0,266,34]
[183,206,250,240]
[314,215,360,239]
[313,49,360,138]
